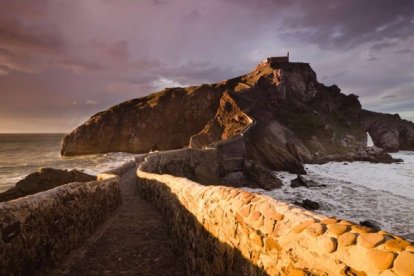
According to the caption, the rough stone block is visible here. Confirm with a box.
[368,248,395,271]
[306,223,326,237]
[250,211,262,221]
[327,224,349,236]
[292,219,315,234]
[358,233,385,248]
[270,211,284,221]
[321,218,338,225]
[319,236,338,253]
[238,205,251,218]
[393,251,414,276]
[384,239,410,253]
[352,225,374,234]
[338,232,357,247]
[232,198,244,210]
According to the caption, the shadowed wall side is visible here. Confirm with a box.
[0,176,121,275]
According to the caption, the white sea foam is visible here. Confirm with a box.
[246,151,414,240]
[306,151,414,200]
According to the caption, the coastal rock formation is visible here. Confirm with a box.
[62,57,414,173]
[246,120,311,174]
[61,86,223,155]
[314,146,403,164]
[294,199,320,210]
[243,160,283,190]
[0,168,96,202]
[189,92,251,149]
[290,175,324,188]
[361,110,414,152]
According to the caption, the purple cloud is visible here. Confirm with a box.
[0,0,413,132]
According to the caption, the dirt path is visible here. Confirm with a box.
[52,167,186,275]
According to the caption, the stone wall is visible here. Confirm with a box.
[140,148,221,184]
[0,176,121,275]
[137,154,414,276]
[210,120,257,173]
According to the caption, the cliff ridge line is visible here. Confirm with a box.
[61,57,414,173]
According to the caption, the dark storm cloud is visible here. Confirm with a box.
[382,95,398,100]
[0,2,62,52]
[0,0,413,132]
[279,0,414,50]
[321,71,347,81]
[370,41,399,52]
[395,49,413,55]
[366,57,378,62]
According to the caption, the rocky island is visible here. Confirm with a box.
[1,57,414,276]
[61,57,414,172]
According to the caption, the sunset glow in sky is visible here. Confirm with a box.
[1,0,413,133]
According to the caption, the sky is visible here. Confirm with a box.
[0,0,413,133]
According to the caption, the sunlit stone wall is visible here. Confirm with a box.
[137,153,414,276]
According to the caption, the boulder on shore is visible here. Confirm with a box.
[294,199,320,210]
[243,160,283,190]
[290,175,325,188]
[0,168,96,202]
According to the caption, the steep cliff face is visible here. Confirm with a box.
[62,58,413,172]
[61,86,223,155]
[189,92,251,149]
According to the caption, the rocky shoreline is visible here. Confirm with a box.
[0,145,403,203]
[311,145,403,164]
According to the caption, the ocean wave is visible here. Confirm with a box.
[246,151,414,239]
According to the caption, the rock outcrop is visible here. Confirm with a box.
[189,92,251,149]
[243,160,283,190]
[291,175,325,188]
[61,86,223,155]
[62,58,414,173]
[361,110,414,152]
[313,146,403,164]
[0,168,96,202]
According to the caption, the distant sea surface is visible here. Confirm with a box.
[1,134,413,239]
[0,134,136,192]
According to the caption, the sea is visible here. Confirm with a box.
[1,133,413,240]
[0,134,136,193]
[247,151,414,240]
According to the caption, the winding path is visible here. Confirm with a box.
[52,167,186,275]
